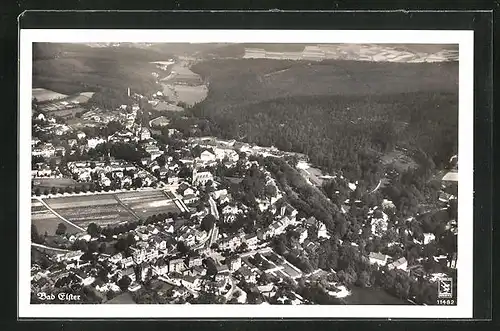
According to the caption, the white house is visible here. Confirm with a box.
[388,257,408,272]
[200,150,216,162]
[368,252,390,266]
[87,138,106,149]
[423,233,436,245]
[192,170,213,186]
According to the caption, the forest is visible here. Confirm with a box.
[188,58,458,187]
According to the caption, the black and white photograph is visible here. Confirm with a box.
[18,29,474,319]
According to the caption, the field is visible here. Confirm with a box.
[116,190,181,218]
[161,83,208,107]
[32,88,68,102]
[380,149,419,172]
[33,43,163,97]
[31,199,82,235]
[45,194,135,227]
[38,191,182,228]
[153,101,184,112]
[149,116,170,127]
[32,178,81,190]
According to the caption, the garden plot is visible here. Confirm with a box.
[116,190,182,218]
[45,194,136,227]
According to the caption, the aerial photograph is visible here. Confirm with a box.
[30,42,459,306]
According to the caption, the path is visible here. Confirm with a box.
[31,242,71,253]
[34,197,85,231]
[368,179,382,194]
[207,196,219,247]
[113,194,141,221]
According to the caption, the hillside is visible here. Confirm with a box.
[32,43,167,106]
[188,58,458,182]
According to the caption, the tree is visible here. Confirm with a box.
[356,271,371,288]
[50,186,58,195]
[87,223,100,237]
[201,214,216,232]
[98,242,107,254]
[133,177,143,189]
[118,276,132,291]
[177,241,189,255]
[55,222,67,235]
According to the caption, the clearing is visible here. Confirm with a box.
[32,88,68,102]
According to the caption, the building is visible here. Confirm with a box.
[183,194,198,205]
[423,233,436,245]
[238,266,256,283]
[192,170,214,186]
[87,138,106,149]
[140,127,151,141]
[388,257,408,272]
[219,235,242,251]
[211,189,228,200]
[169,258,186,274]
[187,256,203,268]
[118,267,136,282]
[243,233,259,249]
[200,150,216,162]
[296,227,308,244]
[228,256,242,271]
[76,131,86,140]
[368,252,390,266]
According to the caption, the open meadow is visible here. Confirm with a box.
[32,88,68,102]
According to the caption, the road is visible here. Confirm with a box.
[34,197,85,231]
[31,242,71,253]
[368,179,382,194]
[208,196,219,220]
[207,196,220,248]
[113,194,141,220]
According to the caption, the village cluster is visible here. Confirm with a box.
[31,89,458,305]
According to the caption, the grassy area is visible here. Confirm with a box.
[33,43,165,97]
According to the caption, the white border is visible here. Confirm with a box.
[19,29,474,319]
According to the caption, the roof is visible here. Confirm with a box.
[390,257,408,267]
[245,233,258,240]
[442,171,458,182]
[369,252,388,261]
[239,266,253,277]
[217,264,230,273]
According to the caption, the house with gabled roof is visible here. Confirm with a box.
[368,252,390,266]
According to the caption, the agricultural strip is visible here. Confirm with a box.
[115,190,182,219]
[31,199,83,235]
[44,194,135,228]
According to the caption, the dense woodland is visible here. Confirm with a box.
[188,59,458,186]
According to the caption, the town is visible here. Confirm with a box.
[30,54,458,306]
